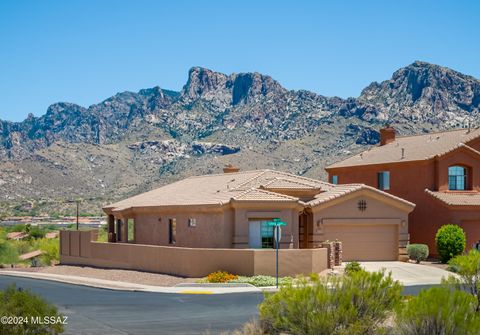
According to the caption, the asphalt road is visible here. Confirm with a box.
[0,276,264,335]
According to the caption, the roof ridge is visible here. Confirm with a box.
[233,187,299,201]
[230,170,269,190]
[267,170,334,187]
[262,177,321,188]
[394,127,477,140]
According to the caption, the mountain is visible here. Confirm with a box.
[1,61,479,216]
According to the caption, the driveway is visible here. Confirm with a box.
[356,261,455,286]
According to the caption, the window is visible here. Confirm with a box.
[260,222,274,248]
[188,218,196,227]
[377,171,390,190]
[449,166,467,190]
[168,218,176,244]
[331,175,338,184]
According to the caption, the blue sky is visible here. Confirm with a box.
[0,0,479,122]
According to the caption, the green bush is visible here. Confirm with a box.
[407,244,429,263]
[447,250,480,311]
[29,226,46,239]
[0,239,19,265]
[230,275,294,287]
[395,286,480,335]
[0,284,65,334]
[344,261,363,274]
[34,238,60,265]
[435,224,466,263]
[259,271,402,335]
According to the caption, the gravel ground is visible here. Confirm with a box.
[0,265,200,287]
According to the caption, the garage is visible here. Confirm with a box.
[323,223,399,261]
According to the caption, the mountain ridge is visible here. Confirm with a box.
[1,61,479,215]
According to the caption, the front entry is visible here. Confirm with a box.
[249,220,274,249]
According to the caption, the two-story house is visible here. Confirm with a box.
[326,126,480,254]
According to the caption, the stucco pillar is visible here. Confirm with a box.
[107,215,115,242]
[123,219,129,243]
[116,219,122,242]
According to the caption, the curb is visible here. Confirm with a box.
[0,271,264,294]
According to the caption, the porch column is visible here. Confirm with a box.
[116,219,122,242]
[122,218,129,243]
[107,215,115,242]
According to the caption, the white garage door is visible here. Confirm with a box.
[324,224,398,261]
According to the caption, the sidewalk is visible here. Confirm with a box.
[0,271,265,294]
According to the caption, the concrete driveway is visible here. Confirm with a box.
[355,261,456,286]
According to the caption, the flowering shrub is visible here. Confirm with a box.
[231,275,294,287]
[206,271,238,283]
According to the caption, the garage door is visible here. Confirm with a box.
[324,224,398,261]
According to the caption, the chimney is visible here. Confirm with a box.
[380,125,396,146]
[223,164,240,173]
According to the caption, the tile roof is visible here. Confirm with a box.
[327,128,480,168]
[306,184,415,208]
[104,169,414,213]
[19,250,43,261]
[425,189,480,206]
[6,232,28,240]
[233,188,299,202]
[261,178,321,190]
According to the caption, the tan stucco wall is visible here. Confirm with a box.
[119,204,300,250]
[133,209,234,248]
[60,230,327,277]
[310,192,410,258]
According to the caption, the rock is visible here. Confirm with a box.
[190,141,240,155]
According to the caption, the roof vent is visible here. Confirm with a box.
[401,148,405,159]
[223,164,240,173]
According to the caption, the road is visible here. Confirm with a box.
[0,276,264,335]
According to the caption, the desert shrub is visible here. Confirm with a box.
[0,239,19,264]
[344,261,363,275]
[206,271,238,283]
[0,284,64,334]
[447,250,480,311]
[34,238,60,265]
[395,286,480,335]
[29,226,46,239]
[259,270,402,335]
[231,275,294,287]
[407,244,429,263]
[436,224,466,263]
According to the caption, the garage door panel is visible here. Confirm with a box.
[324,224,398,261]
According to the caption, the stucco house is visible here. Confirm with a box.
[103,167,414,261]
[326,126,480,254]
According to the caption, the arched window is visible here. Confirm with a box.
[448,166,467,190]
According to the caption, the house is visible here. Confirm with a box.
[6,232,28,240]
[103,167,414,261]
[45,231,59,239]
[326,126,480,254]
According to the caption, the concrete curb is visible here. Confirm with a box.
[0,271,263,294]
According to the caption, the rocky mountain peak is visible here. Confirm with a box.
[231,72,287,105]
[181,67,229,100]
[357,61,480,126]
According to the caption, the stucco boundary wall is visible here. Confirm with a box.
[60,230,329,277]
